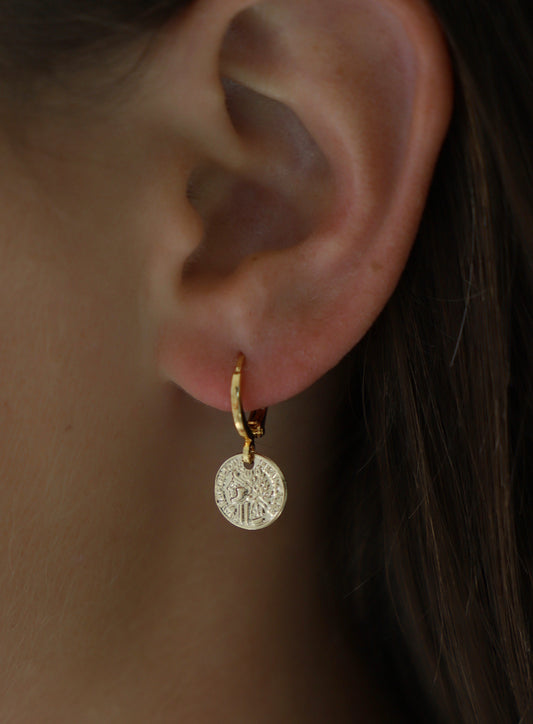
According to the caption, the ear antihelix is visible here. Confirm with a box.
[214,353,287,530]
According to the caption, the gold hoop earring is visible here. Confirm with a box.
[214,354,287,530]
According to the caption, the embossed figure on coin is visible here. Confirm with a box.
[214,454,287,530]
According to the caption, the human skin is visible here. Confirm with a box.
[0,73,389,724]
[0,0,451,720]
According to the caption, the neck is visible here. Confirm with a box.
[95,379,367,722]
[0,370,390,722]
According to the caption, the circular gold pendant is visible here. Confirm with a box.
[214,454,287,530]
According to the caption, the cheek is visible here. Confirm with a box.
[0,242,134,489]
[0,240,169,666]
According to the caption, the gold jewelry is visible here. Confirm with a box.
[214,354,287,530]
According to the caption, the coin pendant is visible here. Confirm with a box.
[214,454,287,530]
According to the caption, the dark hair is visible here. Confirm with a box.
[333,2,533,721]
[0,2,181,73]
[1,1,532,722]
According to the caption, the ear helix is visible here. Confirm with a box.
[214,353,287,530]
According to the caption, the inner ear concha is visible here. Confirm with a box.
[182,168,312,280]
[182,77,333,282]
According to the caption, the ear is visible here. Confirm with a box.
[145,0,453,410]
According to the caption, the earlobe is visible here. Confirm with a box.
[148,0,453,411]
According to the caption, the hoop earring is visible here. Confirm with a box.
[214,354,287,530]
